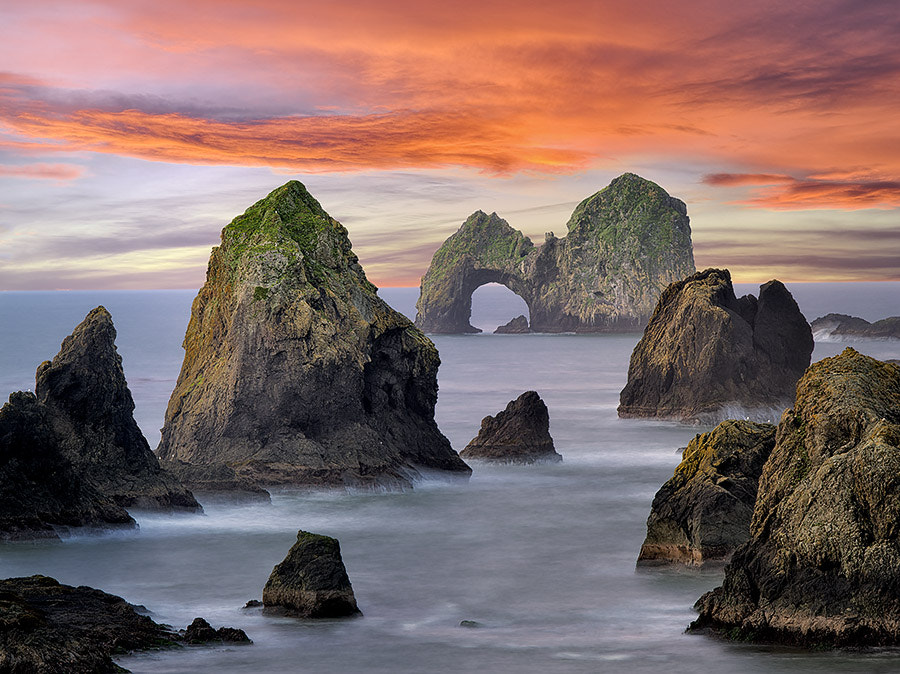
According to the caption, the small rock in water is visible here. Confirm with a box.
[243,599,263,609]
[184,617,251,644]
[459,620,483,628]
[460,391,562,464]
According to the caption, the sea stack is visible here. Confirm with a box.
[415,173,695,333]
[811,313,900,340]
[637,420,775,567]
[262,530,361,618]
[691,349,900,647]
[618,268,813,422]
[460,391,561,464]
[157,181,470,491]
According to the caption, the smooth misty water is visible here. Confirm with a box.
[1,284,899,673]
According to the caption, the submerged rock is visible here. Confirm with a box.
[415,173,695,334]
[157,181,470,490]
[637,420,775,567]
[0,575,179,673]
[811,313,900,340]
[618,269,813,422]
[262,530,361,618]
[494,315,530,334]
[460,391,561,464]
[691,349,900,647]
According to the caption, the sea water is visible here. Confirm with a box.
[1,284,899,673]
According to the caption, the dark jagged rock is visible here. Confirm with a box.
[0,392,135,540]
[183,617,251,644]
[460,391,562,464]
[691,349,900,647]
[637,420,775,567]
[415,173,695,334]
[262,530,361,618]
[33,307,198,510]
[618,269,813,422]
[157,181,470,491]
[494,315,530,334]
[0,575,179,673]
[811,313,900,340]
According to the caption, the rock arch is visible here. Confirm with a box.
[415,173,696,334]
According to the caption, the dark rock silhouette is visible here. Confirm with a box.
[618,268,813,422]
[183,617,251,644]
[691,349,900,647]
[415,173,695,334]
[811,313,900,340]
[494,315,530,334]
[157,181,470,491]
[262,530,361,618]
[637,420,775,567]
[460,391,561,464]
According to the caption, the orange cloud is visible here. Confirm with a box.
[703,173,900,209]
[0,162,84,181]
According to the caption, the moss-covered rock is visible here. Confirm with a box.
[414,173,695,333]
[158,181,470,490]
[691,349,900,647]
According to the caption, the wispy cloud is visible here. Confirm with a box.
[0,162,84,181]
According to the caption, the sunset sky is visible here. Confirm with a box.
[1,0,899,290]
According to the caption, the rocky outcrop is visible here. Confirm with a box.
[157,180,470,490]
[34,307,198,510]
[691,349,900,647]
[0,575,179,673]
[460,391,561,464]
[0,392,135,540]
[811,313,900,340]
[182,617,251,644]
[637,420,775,567]
[618,269,813,422]
[494,315,530,334]
[262,530,361,618]
[415,173,695,333]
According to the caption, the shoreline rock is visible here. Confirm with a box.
[618,269,813,422]
[415,173,695,334]
[811,313,900,340]
[637,420,775,567]
[460,391,562,464]
[690,349,900,647]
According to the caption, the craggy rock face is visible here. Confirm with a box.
[691,349,900,647]
[414,173,695,334]
[460,390,561,464]
[157,181,470,490]
[618,268,813,422]
[637,419,775,567]
[262,530,361,618]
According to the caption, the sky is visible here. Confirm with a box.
[1,0,899,290]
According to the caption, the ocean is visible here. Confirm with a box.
[1,283,899,673]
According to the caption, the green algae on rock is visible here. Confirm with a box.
[637,420,775,567]
[691,349,900,647]
[618,268,813,422]
[157,181,471,490]
[414,173,695,333]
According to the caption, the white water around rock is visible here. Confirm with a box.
[1,284,899,673]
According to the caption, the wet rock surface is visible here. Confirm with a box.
[691,349,900,647]
[415,173,695,334]
[262,530,361,618]
[618,268,813,422]
[637,420,775,567]
[157,180,470,491]
[460,391,561,464]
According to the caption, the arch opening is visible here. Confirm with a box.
[470,283,531,334]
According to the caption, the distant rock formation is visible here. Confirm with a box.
[618,268,813,422]
[415,173,695,334]
[637,420,775,567]
[494,315,530,334]
[157,181,471,491]
[0,575,179,673]
[262,530,361,618]
[691,349,900,647]
[460,391,562,464]
[811,313,900,340]
[183,617,251,644]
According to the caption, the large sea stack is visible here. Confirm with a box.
[691,349,900,647]
[460,391,561,464]
[157,181,471,490]
[637,420,775,567]
[415,173,695,333]
[618,268,813,422]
